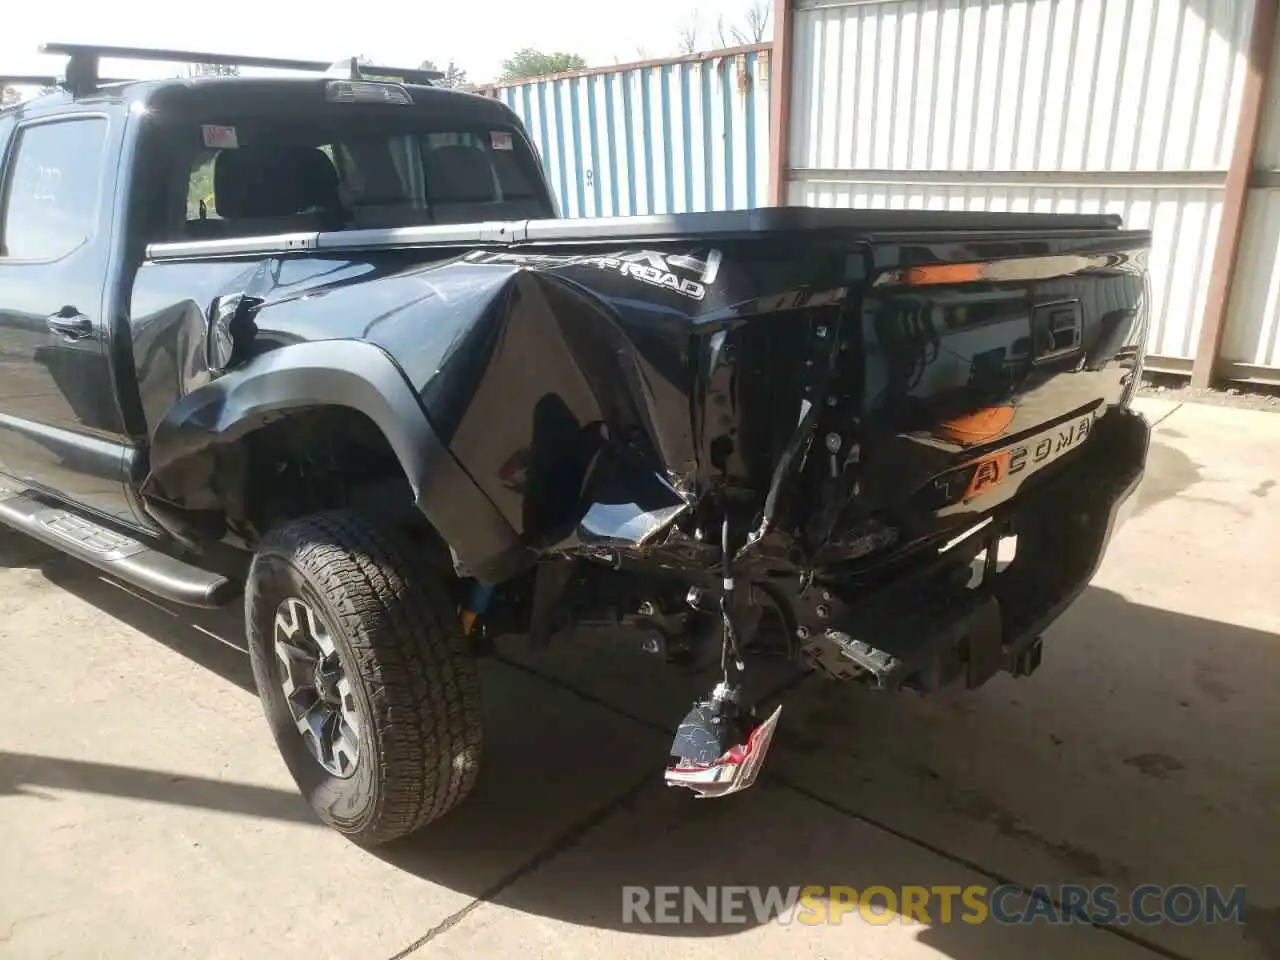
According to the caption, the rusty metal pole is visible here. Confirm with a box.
[768,0,795,206]
[1192,0,1278,388]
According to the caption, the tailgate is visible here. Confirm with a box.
[827,229,1151,552]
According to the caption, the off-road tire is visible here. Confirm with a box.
[245,510,482,845]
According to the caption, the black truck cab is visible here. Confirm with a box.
[0,64,554,538]
[0,91,142,524]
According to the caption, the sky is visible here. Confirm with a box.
[2,0,773,89]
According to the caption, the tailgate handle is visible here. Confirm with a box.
[1032,301,1082,363]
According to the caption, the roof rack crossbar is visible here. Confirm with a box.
[35,43,444,92]
[0,75,59,87]
[0,74,129,87]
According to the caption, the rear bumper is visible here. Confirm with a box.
[797,406,1150,691]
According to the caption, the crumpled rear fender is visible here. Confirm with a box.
[143,339,527,583]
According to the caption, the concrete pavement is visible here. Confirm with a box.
[1,395,1277,959]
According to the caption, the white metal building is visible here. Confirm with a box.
[484,46,773,218]
[1225,16,1280,379]
[774,0,1279,385]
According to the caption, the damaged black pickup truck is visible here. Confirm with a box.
[0,44,1151,843]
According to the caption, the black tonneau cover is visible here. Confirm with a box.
[516,207,1124,244]
[147,208,1127,261]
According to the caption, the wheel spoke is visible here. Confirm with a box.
[274,599,304,640]
[304,605,336,657]
[296,699,329,741]
[274,639,314,699]
[332,726,358,775]
[272,595,359,778]
[336,677,360,739]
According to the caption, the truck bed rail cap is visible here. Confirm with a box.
[147,232,320,261]
[517,208,1124,243]
[315,221,529,250]
[142,207,1130,262]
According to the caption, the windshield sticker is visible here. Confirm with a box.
[490,131,514,151]
[202,125,239,149]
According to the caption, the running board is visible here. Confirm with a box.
[0,491,239,608]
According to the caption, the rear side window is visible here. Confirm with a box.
[0,118,108,260]
[186,149,216,219]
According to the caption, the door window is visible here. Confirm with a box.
[0,118,108,261]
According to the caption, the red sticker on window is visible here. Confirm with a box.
[202,125,239,149]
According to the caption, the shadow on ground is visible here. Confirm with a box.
[0,534,253,693]
[3,537,1277,960]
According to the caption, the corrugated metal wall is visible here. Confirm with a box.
[785,0,1259,367]
[1223,18,1280,374]
[487,47,772,218]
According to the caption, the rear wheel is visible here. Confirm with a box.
[245,510,482,845]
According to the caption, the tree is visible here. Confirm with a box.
[419,59,469,89]
[730,0,771,44]
[716,15,731,48]
[678,9,701,55]
[703,1,772,50]
[0,84,51,107]
[499,49,587,82]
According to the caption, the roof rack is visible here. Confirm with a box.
[35,42,444,93]
[1,75,58,87]
[1,74,129,88]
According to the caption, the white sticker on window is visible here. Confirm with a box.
[202,125,239,149]
[490,131,513,151]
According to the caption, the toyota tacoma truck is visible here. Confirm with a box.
[0,43,1151,843]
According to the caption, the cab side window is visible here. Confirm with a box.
[0,114,14,168]
[0,118,108,261]
[185,148,218,220]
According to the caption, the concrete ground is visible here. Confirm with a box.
[1,396,1277,960]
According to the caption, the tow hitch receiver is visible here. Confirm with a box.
[664,684,783,798]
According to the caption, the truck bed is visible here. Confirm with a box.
[133,207,1150,587]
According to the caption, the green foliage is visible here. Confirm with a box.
[187,154,216,219]
[419,59,470,89]
[499,49,588,82]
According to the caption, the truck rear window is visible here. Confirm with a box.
[179,121,551,238]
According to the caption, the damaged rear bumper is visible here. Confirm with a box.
[796,406,1150,692]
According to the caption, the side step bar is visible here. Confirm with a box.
[0,491,239,608]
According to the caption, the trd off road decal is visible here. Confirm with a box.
[579,250,723,301]
[460,249,723,301]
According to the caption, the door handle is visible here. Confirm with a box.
[46,308,93,341]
